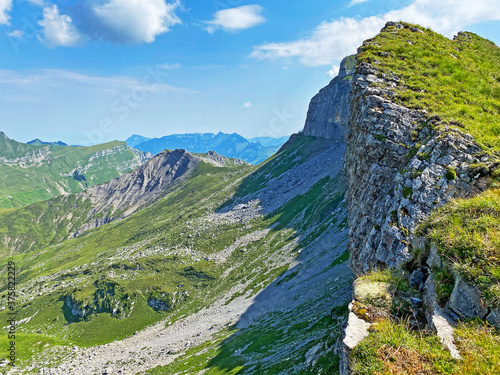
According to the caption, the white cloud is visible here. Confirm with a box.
[242,101,252,109]
[0,0,12,25]
[251,0,500,66]
[327,65,340,78]
[349,0,369,6]
[92,0,181,43]
[159,63,180,70]
[251,16,382,66]
[206,5,265,33]
[0,68,195,95]
[27,0,46,6]
[38,5,82,48]
[7,30,23,38]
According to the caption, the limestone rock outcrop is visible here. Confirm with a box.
[303,56,355,141]
[344,58,495,272]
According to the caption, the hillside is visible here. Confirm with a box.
[0,132,150,208]
[0,22,499,375]
[0,150,247,255]
[0,134,350,374]
[128,132,284,165]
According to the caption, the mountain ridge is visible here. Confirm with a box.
[128,132,286,165]
[0,133,151,208]
[27,139,69,147]
[0,149,247,254]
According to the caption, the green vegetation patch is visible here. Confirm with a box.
[359,22,500,152]
[351,318,500,375]
[0,137,146,208]
[445,167,457,180]
[352,269,419,323]
[419,188,500,307]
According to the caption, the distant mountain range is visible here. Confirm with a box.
[27,138,69,147]
[247,136,289,148]
[126,132,288,165]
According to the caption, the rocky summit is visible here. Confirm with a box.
[0,22,499,375]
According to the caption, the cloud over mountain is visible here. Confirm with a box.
[91,0,181,43]
[251,0,500,66]
[206,5,265,33]
[38,5,82,48]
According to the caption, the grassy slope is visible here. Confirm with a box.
[144,137,350,375]
[358,22,500,152]
[419,188,500,307]
[0,136,145,208]
[351,318,500,375]
[0,194,93,255]
[0,136,350,374]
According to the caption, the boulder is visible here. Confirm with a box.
[449,274,488,319]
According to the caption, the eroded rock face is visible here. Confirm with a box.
[344,60,495,272]
[70,149,199,237]
[303,56,355,141]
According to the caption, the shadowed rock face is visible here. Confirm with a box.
[303,55,355,141]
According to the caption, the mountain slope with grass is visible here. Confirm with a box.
[0,132,150,208]
[0,132,352,374]
[0,150,248,255]
[1,21,499,375]
[0,56,355,372]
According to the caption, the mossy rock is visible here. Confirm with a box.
[354,279,393,309]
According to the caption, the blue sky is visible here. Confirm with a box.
[0,0,499,145]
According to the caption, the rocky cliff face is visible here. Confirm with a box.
[303,56,356,141]
[72,149,199,236]
[301,23,497,273]
[73,149,244,236]
[299,23,500,374]
[343,28,496,272]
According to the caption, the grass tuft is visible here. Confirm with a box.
[419,188,500,307]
